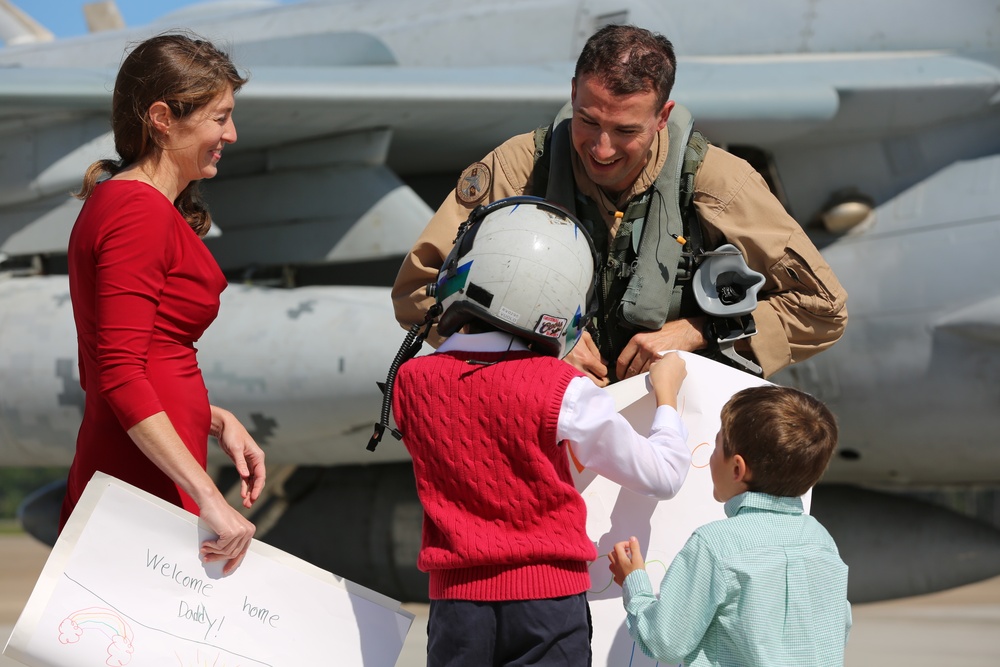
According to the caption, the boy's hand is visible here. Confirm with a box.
[649,352,686,409]
[608,536,646,586]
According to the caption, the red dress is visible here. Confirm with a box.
[60,180,227,528]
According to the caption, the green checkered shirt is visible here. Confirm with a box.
[622,492,851,666]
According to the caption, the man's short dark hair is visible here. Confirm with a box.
[574,24,676,108]
[719,385,839,497]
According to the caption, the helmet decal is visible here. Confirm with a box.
[535,314,568,339]
[565,305,585,346]
[437,260,472,301]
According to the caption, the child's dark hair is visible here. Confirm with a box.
[719,385,838,497]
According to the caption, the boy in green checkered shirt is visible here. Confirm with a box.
[609,385,851,666]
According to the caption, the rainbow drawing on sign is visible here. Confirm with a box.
[58,606,135,666]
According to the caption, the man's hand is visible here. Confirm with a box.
[564,330,610,387]
[617,317,707,379]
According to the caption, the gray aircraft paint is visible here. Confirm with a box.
[0,276,412,466]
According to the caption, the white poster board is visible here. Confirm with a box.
[3,473,413,667]
[578,352,808,667]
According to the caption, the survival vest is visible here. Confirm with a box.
[531,103,710,376]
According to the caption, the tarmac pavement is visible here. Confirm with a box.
[2,532,998,666]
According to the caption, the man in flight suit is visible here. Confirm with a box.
[392,24,847,386]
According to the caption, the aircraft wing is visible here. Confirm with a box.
[4,48,998,168]
[676,51,1000,144]
[2,51,999,258]
[170,50,1000,163]
[0,67,111,116]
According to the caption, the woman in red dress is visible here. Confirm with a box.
[62,34,266,574]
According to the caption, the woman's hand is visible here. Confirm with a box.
[197,494,256,575]
[211,406,266,509]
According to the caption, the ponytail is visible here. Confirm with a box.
[75,159,124,200]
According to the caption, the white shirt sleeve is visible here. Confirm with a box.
[557,376,692,500]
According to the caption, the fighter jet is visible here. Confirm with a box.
[1,0,999,604]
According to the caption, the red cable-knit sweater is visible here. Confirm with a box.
[393,349,598,601]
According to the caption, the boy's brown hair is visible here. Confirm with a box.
[719,385,838,497]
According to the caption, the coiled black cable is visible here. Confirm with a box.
[366,304,442,451]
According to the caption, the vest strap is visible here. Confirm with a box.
[621,104,694,329]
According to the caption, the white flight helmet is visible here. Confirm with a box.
[434,196,597,358]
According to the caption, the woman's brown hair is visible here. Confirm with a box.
[76,34,248,237]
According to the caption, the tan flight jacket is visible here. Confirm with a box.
[391,126,848,378]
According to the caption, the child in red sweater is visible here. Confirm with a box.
[380,197,692,666]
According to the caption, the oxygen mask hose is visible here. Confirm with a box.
[366,304,442,452]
